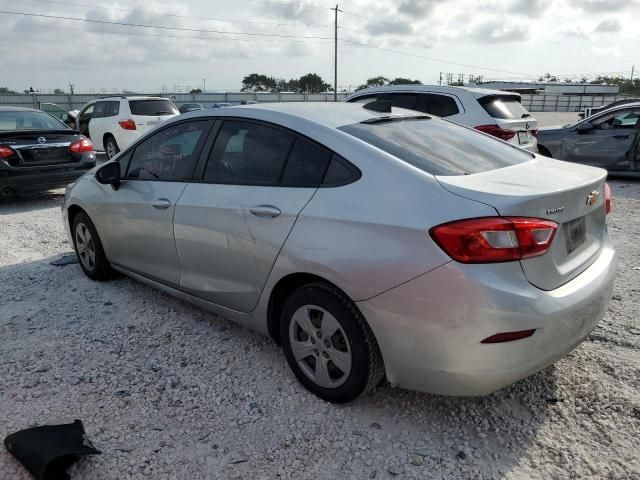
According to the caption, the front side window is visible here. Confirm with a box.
[204,121,295,185]
[79,104,94,120]
[593,109,640,129]
[126,121,209,180]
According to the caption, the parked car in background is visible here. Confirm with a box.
[0,106,95,196]
[212,102,232,108]
[75,96,179,159]
[62,102,615,403]
[345,85,539,152]
[579,99,638,119]
[39,103,76,128]
[538,102,640,175]
[179,103,205,114]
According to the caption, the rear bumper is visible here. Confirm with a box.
[357,237,617,396]
[0,158,95,192]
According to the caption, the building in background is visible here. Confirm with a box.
[466,81,620,96]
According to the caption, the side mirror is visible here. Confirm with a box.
[576,122,594,133]
[96,162,121,189]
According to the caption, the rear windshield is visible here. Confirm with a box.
[0,111,68,131]
[338,117,532,176]
[129,99,178,116]
[480,97,530,120]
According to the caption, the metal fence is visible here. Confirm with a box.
[1,91,637,113]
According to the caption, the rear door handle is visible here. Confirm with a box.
[249,205,281,218]
[151,198,171,210]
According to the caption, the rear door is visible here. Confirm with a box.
[98,120,212,286]
[129,99,179,135]
[478,95,538,149]
[174,119,333,312]
[563,107,640,170]
[76,102,95,138]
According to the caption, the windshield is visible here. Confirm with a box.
[480,97,530,120]
[129,99,179,116]
[338,117,533,176]
[0,110,68,131]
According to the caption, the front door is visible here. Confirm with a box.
[175,120,334,312]
[77,102,95,138]
[99,120,212,286]
[564,107,640,170]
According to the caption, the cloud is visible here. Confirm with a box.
[505,0,550,17]
[560,26,588,38]
[466,20,529,43]
[570,0,632,13]
[593,18,622,32]
[366,19,414,36]
[397,0,443,17]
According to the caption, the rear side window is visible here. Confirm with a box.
[204,121,294,185]
[480,96,529,120]
[105,101,120,117]
[415,94,459,117]
[129,99,179,116]
[281,137,332,185]
[339,118,532,176]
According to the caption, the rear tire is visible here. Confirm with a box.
[280,282,384,403]
[104,135,120,159]
[72,212,113,281]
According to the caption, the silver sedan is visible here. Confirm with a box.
[62,102,617,403]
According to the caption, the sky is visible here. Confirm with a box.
[0,0,637,93]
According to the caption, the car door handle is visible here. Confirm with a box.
[151,198,171,210]
[249,205,281,218]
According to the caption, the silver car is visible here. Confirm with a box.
[62,102,617,403]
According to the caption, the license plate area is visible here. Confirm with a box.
[564,217,586,254]
[517,131,528,144]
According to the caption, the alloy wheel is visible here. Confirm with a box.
[75,222,96,271]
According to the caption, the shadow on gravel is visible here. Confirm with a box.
[609,178,640,200]
[0,190,65,215]
[1,254,559,480]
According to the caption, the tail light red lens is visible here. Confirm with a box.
[604,182,612,215]
[0,146,16,158]
[531,128,539,138]
[474,124,516,141]
[430,217,558,263]
[119,119,137,130]
[69,138,93,153]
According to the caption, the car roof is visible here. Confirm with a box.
[345,84,520,100]
[0,106,40,112]
[587,101,640,118]
[185,102,426,129]
[97,96,169,101]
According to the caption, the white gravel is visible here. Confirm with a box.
[1,180,639,480]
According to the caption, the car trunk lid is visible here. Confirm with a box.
[0,130,80,166]
[436,157,608,290]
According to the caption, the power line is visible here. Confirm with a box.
[23,0,330,28]
[0,10,335,39]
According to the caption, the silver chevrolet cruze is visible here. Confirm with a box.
[62,102,617,403]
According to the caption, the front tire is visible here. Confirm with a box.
[104,135,120,159]
[280,282,384,403]
[72,212,113,281]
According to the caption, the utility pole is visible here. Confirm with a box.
[631,65,635,83]
[203,78,206,93]
[333,4,340,102]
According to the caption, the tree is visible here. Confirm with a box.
[241,73,276,92]
[0,87,17,94]
[298,73,331,93]
[355,76,421,91]
[190,88,202,94]
[53,88,65,94]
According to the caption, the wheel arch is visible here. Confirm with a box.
[67,204,87,234]
[537,144,552,158]
[267,272,361,345]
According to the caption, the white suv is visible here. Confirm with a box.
[75,96,179,158]
[344,85,538,152]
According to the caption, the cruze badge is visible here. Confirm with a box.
[546,207,564,215]
[586,191,600,206]
[37,137,46,144]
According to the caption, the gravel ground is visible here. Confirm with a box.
[1,180,639,480]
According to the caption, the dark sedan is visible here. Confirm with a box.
[0,107,96,197]
[537,102,640,175]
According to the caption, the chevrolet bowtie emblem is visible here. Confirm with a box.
[586,191,600,206]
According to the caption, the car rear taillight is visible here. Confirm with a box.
[0,146,15,158]
[118,119,137,130]
[605,182,612,215]
[474,124,516,141]
[69,138,93,153]
[531,128,539,138]
[430,217,558,263]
